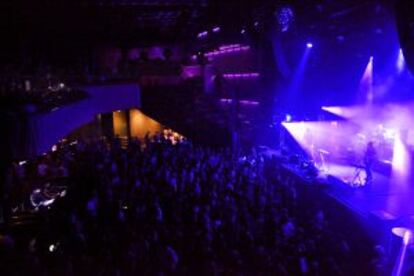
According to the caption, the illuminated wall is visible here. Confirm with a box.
[33,84,140,155]
[112,111,128,138]
[113,108,168,139]
[129,108,163,139]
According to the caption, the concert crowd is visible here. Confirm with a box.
[1,134,385,275]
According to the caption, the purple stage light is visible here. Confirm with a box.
[197,31,208,39]
[285,114,292,122]
[282,121,335,156]
[288,42,313,94]
[397,48,405,73]
[182,65,202,79]
[222,73,260,79]
[239,100,260,105]
[219,98,233,104]
[392,132,411,184]
[212,26,221,33]
[392,228,413,244]
[403,230,412,245]
[336,35,345,42]
[360,56,374,104]
[392,227,413,276]
[322,106,348,117]
[219,98,260,105]
[219,44,240,50]
[204,44,250,58]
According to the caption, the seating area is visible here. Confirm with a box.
[0,71,88,113]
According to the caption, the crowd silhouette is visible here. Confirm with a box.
[2,134,382,275]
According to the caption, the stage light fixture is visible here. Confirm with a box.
[285,114,292,122]
[212,26,220,33]
[397,48,405,73]
[306,42,313,49]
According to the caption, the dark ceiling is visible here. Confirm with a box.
[0,0,401,67]
[1,0,212,45]
[1,0,395,45]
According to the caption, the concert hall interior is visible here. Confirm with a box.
[1,0,414,275]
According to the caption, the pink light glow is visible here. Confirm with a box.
[239,100,260,105]
[204,45,250,58]
[212,27,221,33]
[219,44,241,50]
[222,73,259,79]
[197,31,208,38]
[182,65,202,79]
[220,98,233,103]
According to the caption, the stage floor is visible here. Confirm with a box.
[321,163,414,221]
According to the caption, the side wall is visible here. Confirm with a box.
[31,83,141,155]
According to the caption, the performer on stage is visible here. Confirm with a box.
[364,141,377,185]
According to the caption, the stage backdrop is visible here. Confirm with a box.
[31,83,141,156]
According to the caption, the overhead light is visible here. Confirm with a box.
[212,26,220,33]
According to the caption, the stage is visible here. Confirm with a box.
[320,162,414,226]
[263,146,414,231]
